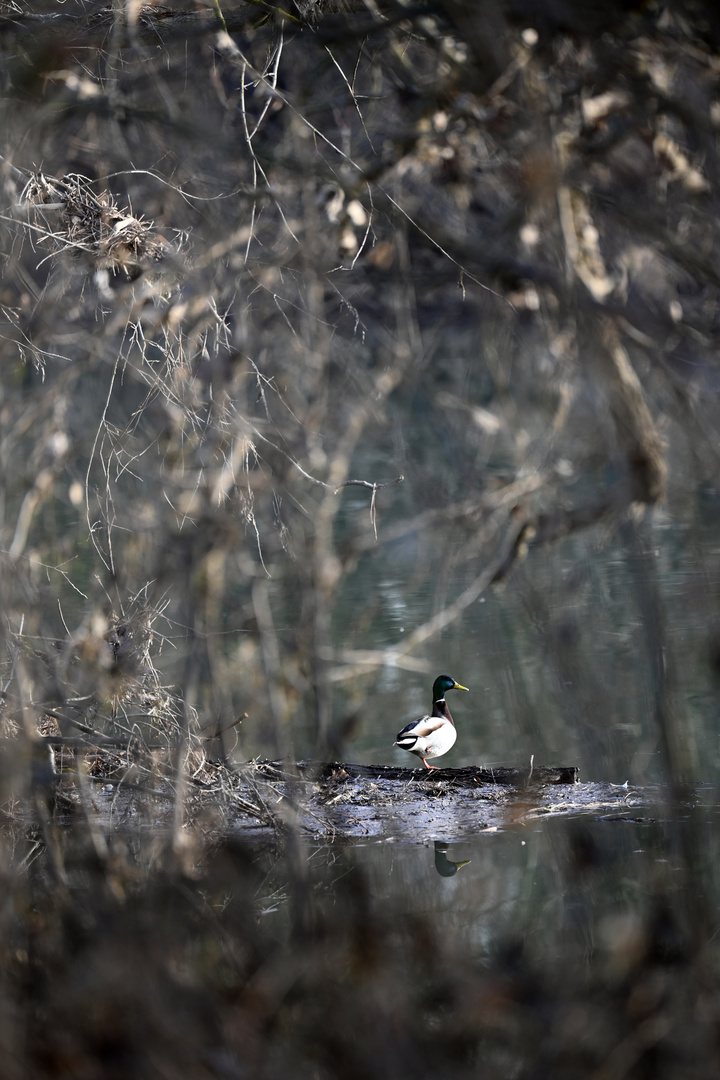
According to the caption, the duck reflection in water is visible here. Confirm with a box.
[434,841,471,877]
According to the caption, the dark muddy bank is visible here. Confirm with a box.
[74,759,692,842]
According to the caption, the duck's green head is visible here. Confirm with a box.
[433,674,469,701]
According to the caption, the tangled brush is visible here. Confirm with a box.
[20,170,168,280]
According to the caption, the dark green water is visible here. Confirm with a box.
[249,512,720,789]
[240,805,719,1077]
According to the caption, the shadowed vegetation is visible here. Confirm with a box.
[1,0,720,1076]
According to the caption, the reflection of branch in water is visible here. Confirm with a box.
[346,474,547,557]
[325,516,526,681]
[326,319,668,682]
[619,519,710,941]
[619,521,676,785]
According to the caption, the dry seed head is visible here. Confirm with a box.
[21,169,168,278]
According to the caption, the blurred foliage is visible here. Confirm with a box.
[0,812,719,1079]
[2,0,720,1074]
[4,0,720,766]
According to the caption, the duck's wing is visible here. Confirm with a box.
[396,715,446,742]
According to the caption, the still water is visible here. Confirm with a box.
[263,818,689,949]
[237,802,720,1077]
[225,487,720,1074]
[258,510,720,789]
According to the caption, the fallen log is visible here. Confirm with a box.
[258,760,579,786]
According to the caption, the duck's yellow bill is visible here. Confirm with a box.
[454,681,469,692]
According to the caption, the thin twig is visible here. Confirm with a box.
[334,476,404,493]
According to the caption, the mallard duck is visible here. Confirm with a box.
[395,674,469,769]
